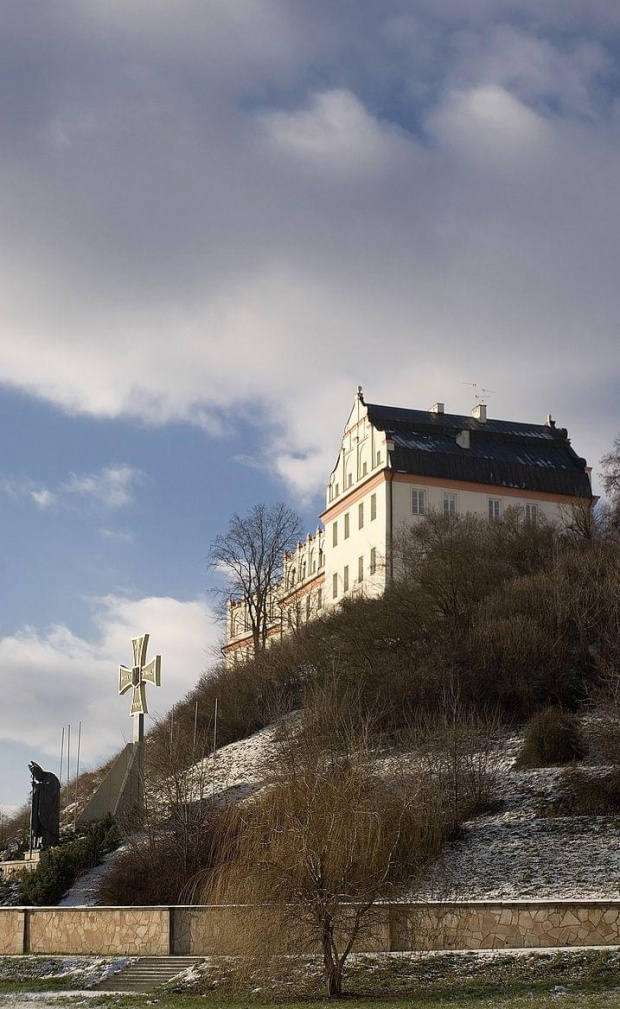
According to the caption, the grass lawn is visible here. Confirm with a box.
[2,949,620,1008]
[7,989,620,1009]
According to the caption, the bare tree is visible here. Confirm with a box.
[202,727,450,997]
[209,503,302,657]
[601,435,620,531]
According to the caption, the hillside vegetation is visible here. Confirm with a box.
[153,507,620,762]
[93,510,620,907]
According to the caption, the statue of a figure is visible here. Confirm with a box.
[29,761,60,850]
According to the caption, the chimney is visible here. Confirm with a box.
[472,403,487,423]
[429,402,444,414]
[546,414,556,428]
[456,430,470,449]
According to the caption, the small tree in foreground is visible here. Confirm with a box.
[209,502,302,657]
[202,732,451,997]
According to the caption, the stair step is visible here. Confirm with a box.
[94,956,202,992]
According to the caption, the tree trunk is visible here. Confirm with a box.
[321,916,343,997]
[326,961,343,998]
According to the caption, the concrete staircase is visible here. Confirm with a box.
[95,956,201,992]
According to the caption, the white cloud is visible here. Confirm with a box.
[1,465,144,512]
[98,528,135,543]
[259,89,414,175]
[0,478,56,509]
[63,464,145,509]
[0,2,618,497]
[29,488,56,509]
[0,594,217,767]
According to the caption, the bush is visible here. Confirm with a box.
[515,708,585,769]
[21,816,121,906]
[547,767,620,816]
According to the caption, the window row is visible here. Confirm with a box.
[332,493,378,546]
[332,548,378,599]
[411,489,538,524]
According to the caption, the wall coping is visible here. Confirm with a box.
[8,900,620,911]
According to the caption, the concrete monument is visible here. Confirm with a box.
[78,634,162,826]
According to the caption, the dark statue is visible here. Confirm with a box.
[29,761,60,849]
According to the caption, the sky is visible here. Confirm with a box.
[1,0,620,808]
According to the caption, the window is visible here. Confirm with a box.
[358,555,364,582]
[332,522,338,547]
[443,492,457,517]
[332,573,338,599]
[301,560,307,580]
[488,498,502,521]
[376,450,382,467]
[347,472,353,488]
[310,550,316,574]
[370,547,377,575]
[335,483,339,497]
[343,565,349,592]
[319,548,324,567]
[317,588,323,610]
[358,502,364,529]
[305,595,311,620]
[525,502,538,525]
[344,513,350,539]
[412,489,426,516]
[362,461,368,476]
[370,493,377,521]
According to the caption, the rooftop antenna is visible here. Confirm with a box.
[463,382,495,403]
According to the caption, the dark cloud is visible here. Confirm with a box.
[0,0,618,494]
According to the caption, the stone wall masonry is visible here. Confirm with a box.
[387,902,620,951]
[0,909,26,955]
[1,902,620,956]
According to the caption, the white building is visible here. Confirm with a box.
[224,389,594,662]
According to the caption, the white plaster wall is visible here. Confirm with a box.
[323,479,388,607]
[391,480,569,531]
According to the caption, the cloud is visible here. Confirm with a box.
[29,488,56,509]
[1,464,144,512]
[0,1,618,497]
[258,89,414,175]
[98,528,135,543]
[0,478,56,509]
[0,593,217,767]
[63,464,145,509]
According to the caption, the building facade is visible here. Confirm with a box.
[224,389,594,662]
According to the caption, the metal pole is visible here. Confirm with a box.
[73,722,82,830]
[58,726,65,791]
[212,698,218,801]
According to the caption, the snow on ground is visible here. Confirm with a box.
[58,848,128,907]
[189,721,620,903]
[416,737,620,901]
[52,716,620,907]
[188,720,289,803]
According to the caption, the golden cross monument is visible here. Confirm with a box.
[118,634,161,743]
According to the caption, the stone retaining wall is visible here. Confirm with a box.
[1,902,620,956]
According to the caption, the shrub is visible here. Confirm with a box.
[515,708,585,769]
[547,767,620,816]
[21,816,121,906]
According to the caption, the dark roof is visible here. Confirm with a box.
[366,403,593,499]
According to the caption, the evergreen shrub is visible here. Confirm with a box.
[21,816,121,906]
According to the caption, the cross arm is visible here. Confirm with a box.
[141,654,161,687]
[119,665,133,695]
